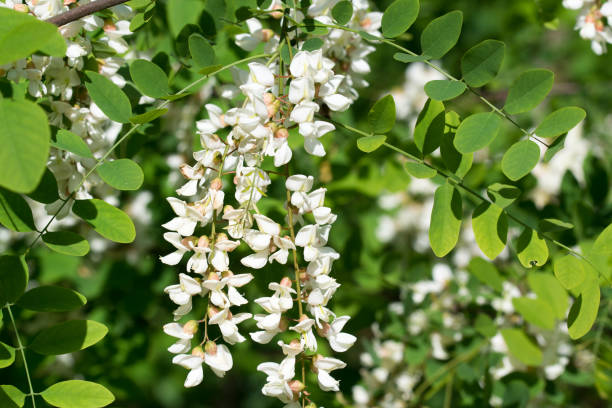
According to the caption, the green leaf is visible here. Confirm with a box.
[420,10,463,59]
[26,168,59,204]
[512,297,555,329]
[130,108,169,124]
[461,39,505,87]
[129,59,170,98]
[414,99,445,155]
[403,162,436,178]
[197,64,223,76]
[453,112,501,154]
[0,385,25,408]
[41,380,114,408]
[486,183,521,208]
[72,199,136,243]
[368,95,396,134]
[0,255,28,305]
[393,53,430,63]
[0,188,35,232]
[440,112,473,178]
[357,135,386,153]
[302,38,324,51]
[332,1,353,25]
[29,320,108,355]
[515,228,549,268]
[593,223,612,254]
[543,134,565,162]
[429,182,462,257]
[0,9,66,65]
[538,218,574,232]
[467,257,503,292]
[527,272,568,319]
[84,71,132,123]
[568,278,600,339]
[52,129,94,159]
[17,285,86,312]
[0,341,15,369]
[424,80,466,101]
[188,33,216,68]
[503,69,554,115]
[381,0,419,38]
[501,328,542,366]
[501,140,540,181]
[472,202,507,259]
[96,159,144,191]
[42,231,90,257]
[535,107,586,138]
[474,314,496,338]
[166,0,205,37]
[0,99,50,193]
[554,255,586,290]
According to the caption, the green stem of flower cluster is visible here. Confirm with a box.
[5,304,36,407]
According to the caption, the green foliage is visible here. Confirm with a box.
[535,107,586,138]
[129,59,170,98]
[0,99,50,193]
[568,277,600,339]
[368,95,396,134]
[539,218,574,232]
[29,320,108,355]
[26,169,59,204]
[454,112,501,153]
[527,272,568,319]
[52,130,94,159]
[467,257,503,292]
[357,135,386,152]
[0,385,24,408]
[41,380,114,408]
[0,255,28,305]
[429,182,462,257]
[404,162,436,178]
[188,34,216,68]
[512,297,555,329]
[553,255,586,289]
[461,39,505,87]
[72,199,136,243]
[420,11,463,58]
[97,159,144,191]
[486,183,521,208]
[84,71,132,123]
[130,108,169,124]
[501,328,542,366]
[414,98,445,154]
[17,286,87,312]
[332,1,353,25]
[0,188,35,232]
[424,80,466,101]
[382,0,419,38]
[42,231,90,256]
[472,202,507,259]
[501,140,540,181]
[515,228,549,268]
[0,342,15,369]
[503,69,554,114]
[393,53,429,63]
[593,223,612,254]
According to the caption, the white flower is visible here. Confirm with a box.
[162,197,207,236]
[160,232,192,266]
[314,355,346,391]
[172,353,205,388]
[257,356,296,403]
[324,316,356,352]
[290,318,318,352]
[241,214,296,268]
[204,343,234,377]
[298,120,334,156]
[164,273,202,318]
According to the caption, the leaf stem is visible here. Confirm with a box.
[5,304,36,407]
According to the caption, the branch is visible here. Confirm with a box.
[45,0,130,26]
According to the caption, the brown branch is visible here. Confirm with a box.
[45,0,131,27]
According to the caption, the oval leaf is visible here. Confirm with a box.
[501,140,540,181]
[368,95,396,134]
[501,328,542,366]
[429,182,462,257]
[97,159,144,191]
[129,59,170,98]
[414,98,445,154]
[593,223,612,254]
[17,285,86,312]
[357,135,386,153]
[421,10,463,59]
[453,112,501,154]
[527,272,568,320]
[52,130,94,159]
[503,69,554,115]
[382,0,419,38]
[404,162,436,179]
[472,202,507,260]
[568,278,600,339]
[41,380,114,408]
[461,39,505,87]
[554,254,586,290]
[424,80,466,101]
[0,341,15,369]
[512,297,555,329]
[130,108,168,124]
[84,71,132,123]
[515,228,549,268]
[535,107,586,138]
[0,188,35,232]
[0,384,25,408]
[0,255,28,305]
[0,99,50,193]
[539,218,574,232]
[467,257,503,292]
[29,320,108,355]
[72,199,136,243]
[332,1,353,25]
[42,231,90,256]
[188,33,216,68]
[486,183,521,208]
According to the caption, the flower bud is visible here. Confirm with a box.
[208,305,220,318]
[207,271,220,281]
[274,127,289,139]
[261,28,275,42]
[103,19,116,32]
[13,4,29,12]
[305,403,317,408]
[204,340,218,355]
[270,4,283,19]
[267,100,281,118]
[210,177,223,191]
[183,320,199,335]
[181,236,197,248]
[216,233,228,242]
[279,317,289,332]
[289,380,305,393]
[280,277,293,288]
[263,92,276,105]
[191,346,205,359]
[197,235,210,248]
[317,322,331,337]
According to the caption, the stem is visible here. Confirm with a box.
[46,0,130,26]
[5,304,36,408]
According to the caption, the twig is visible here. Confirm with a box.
[46,0,131,26]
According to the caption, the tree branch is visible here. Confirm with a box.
[45,0,131,26]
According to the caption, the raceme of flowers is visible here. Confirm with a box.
[159,1,382,403]
[563,0,612,54]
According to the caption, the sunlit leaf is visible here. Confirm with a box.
[501,140,540,181]
[72,199,136,243]
[453,112,501,154]
[368,95,396,134]
[17,285,87,312]
[29,320,108,355]
[129,59,170,98]
[461,39,505,87]
[420,10,463,59]
[424,80,466,101]
[382,0,419,38]
[42,231,90,256]
[0,255,28,305]
[503,69,554,115]
[472,202,507,259]
[515,228,549,268]
[501,328,542,366]
[96,159,144,191]
[41,380,114,408]
[535,107,586,138]
[429,182,462,257]
[84,71,132,123]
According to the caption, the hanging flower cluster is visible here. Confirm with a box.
[159,1,383,403]
[0,0,134,207]
[563,0,612,54]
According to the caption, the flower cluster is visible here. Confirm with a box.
[0,0,133,206]
[563,0,612,54]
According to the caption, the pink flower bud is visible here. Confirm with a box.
[204,340,218,355]
[274,128,289,139]
[183,320,199,335]
[197,235,210,248]
[289,380,305,393]
[191,346,205,359]
[210,178,223,190]
[13,4,29,12]
[261,28,275,42]
[280,277,293,288]
[263,93,276,105]
[207,271,220,281]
